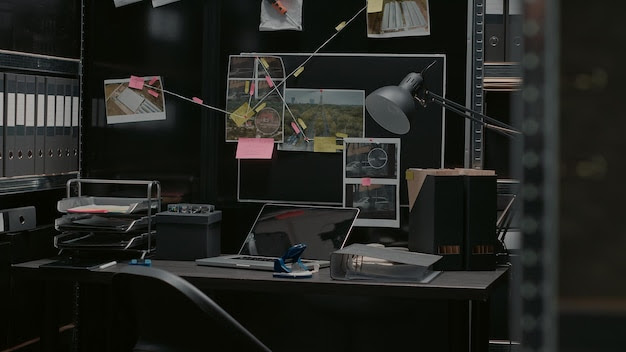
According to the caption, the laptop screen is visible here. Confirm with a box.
[239,204,359,260]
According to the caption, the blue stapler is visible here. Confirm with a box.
[273,243,313,278]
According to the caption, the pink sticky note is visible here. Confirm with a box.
[361,177,372,186]
[147,89,159,98]
[129,75,144,90]
[249,82,255,96]
[265,75,274,88]
[290,121,301,134]
[192,97,203,104]
[236,138,274,159]
[148,76,158,85]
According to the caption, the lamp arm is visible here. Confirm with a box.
[422,90,522,137]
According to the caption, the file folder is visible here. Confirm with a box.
[24,75,37,176]
[44,76,56,174]
[0,73,4,177]
[70,79,79,172]
[63,78,73,173]
[35,76,46,175]
[4,73,17,177]
[15,74,27,176]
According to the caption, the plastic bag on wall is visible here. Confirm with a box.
[259,0,303,31]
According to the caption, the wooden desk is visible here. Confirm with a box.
[13,259,508,352]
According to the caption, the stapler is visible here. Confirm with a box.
[273,243,313,278]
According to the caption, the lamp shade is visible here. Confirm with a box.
[365,72,423,135]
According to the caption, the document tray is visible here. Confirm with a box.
[54,231,155,251]
[55,214,152,233]
[57,196,158,215]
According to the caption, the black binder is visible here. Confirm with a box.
[463,175,497,270]
[15,74,27,176]
[70,79,80,172]
[44,76,57,174]
[0,73,4,177]
[505,0,523,62]
[4,73,17,177]
[484,0,505,62]
[34,76,46,175]
[63,78,73,173]
[408,174,465,271]
[53,77,65,174]
[24,74,37,176]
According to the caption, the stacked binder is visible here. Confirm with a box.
[1,71,80,178]
[406,168,497,271]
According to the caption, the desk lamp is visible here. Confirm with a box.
[364,61,521,137]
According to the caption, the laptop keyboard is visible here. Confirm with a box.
[233,256,275,262]
[233,255,316,263]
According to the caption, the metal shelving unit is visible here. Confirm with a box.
[467,0,522,169]
[466,0,487,170]
[0,11,83,195]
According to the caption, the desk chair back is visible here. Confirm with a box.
[111,265,271,352]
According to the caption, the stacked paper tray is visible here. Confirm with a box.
[55,213,152,233]
[54,231,156,251]
[57,196,158,215]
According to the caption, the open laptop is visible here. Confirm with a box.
[196,204,360,271]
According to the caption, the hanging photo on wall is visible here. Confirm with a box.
[367,0,431,38]
[225,55,286,142]
[259,0,303,31]
[103,76,166,124]
[279,88,365,153]
[343,137,401,228]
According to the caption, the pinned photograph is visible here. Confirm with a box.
[345,184,399,226]
[225,55,285,142]
[343,137,401,228]
[367,0,430,38]
[104,76,166,124]
[280,88,365,153]
[344,140,398,178]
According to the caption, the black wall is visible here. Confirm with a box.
[81,0,471,251]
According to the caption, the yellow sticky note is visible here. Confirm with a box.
[405,169,414,180]
[297,118,307,129]
[314,137,341,153]
[254,102,267,113]
[244,80,250,94]
[335,132,348,138]
[259,57,270,69]
[335,21,347,32]
[367,0,384,13]
[230,102,254,127]
[294,66,305,77]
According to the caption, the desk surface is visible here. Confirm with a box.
[12,258,508,301]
